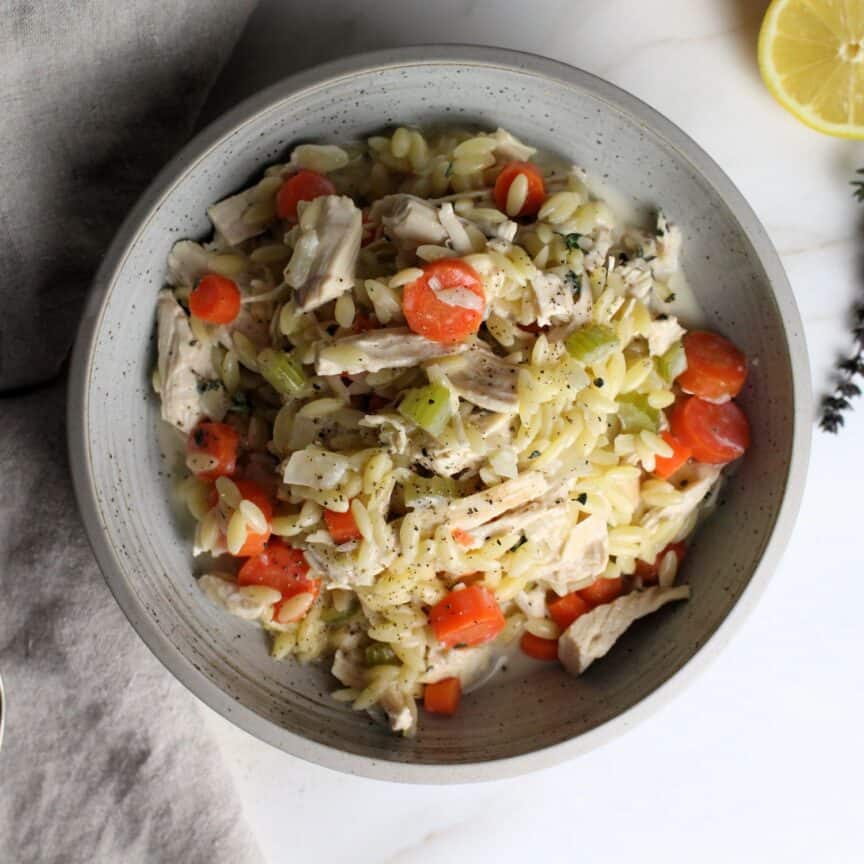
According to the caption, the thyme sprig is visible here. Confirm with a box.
[821,303,864,432]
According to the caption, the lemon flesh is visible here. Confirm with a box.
[759,0,864,138]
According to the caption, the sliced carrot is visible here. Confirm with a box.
[429,585,505,648]
[578,576,624,607]
[189,275,241,324]
[669,397,750,464]
[187,422,240,480]
[276,170,336,221]
[548,592,591,630]
[678,331,748,401]
[520,631,559,662]
[402,258,485,344]
[324,505,363,545]
[653,431,693,479]
[452,528,475,548]
[493,161,546,217]
[424,677,461,715]
[635,542,687,586]
[237,540,319,597]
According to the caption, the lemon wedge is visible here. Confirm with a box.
[759,0,864,138]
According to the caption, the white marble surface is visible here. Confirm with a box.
[198,1,864,861]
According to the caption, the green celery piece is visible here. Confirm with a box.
[656,341,687,383]
[364,643,400,667]
[257,348,307,396]
[397,383,452,437]
[617,393,660,433]
[403,474,458,508]
[565,324,619,366]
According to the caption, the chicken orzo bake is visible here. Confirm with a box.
[154,127,751,736]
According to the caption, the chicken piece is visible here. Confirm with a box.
[331,647,366,688]
[558,585,690,675]
[641,463,722,538]
[535,513,609,593]
[156,291,227,432]
[646,316,685,357]
[492,128,537,162]
[378,687,418,736]
[285,195,362,312]
[530,271,581,328]
[447,472,548,533]
[198,573,277,622]
[421,643,495,690]
[207,186,268,246]
[370,194,448,250]
[652,211,682,282]
[430,344,519,413]
[315,327,468,376]
[304,543,391,588]
[167,240,210,286]
[437,202,474,254]
[414,438,483,477]
[358,413,411,455]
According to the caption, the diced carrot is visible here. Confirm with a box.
[187,421,240,480]
[635,542,687,586]
[678,331,748,401]
[578,576,624,607]
[424,677,461,715]
[276,170,336,221]
[653,431,692,479]
[238,541,320,622]
[452,528,475,547]
[402,258,485,344]
[520,631,559,662]
[548,592,591,630]
[324,505,363,545]
[669,396,751,464]
[189,274,241,324]
[429,585,506,648]
[493,161,546,217]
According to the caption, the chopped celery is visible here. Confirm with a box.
[403,474,458,508]
[321,601,357,625]
[617,393,660,433]
[564,324,619,366]
[257,348,307,396]
[656,341,687,383]
[397,383,452,437]
[364,643,400,667]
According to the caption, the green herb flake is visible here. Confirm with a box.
[577,492,588,505]
[564,232,582,250]
[565,270,582,297]
[444,161,454,177]
[528,450,540,459]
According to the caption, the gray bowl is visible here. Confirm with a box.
[68,46,810,782]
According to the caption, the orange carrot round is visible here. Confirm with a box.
[189,274,241,324]
[669,396,750,464]
[402,258,485,344]
[520,631,559,662]
[578,576,624,607]
[424,677,461,715]
[548,592,591,630]
[324,505,363,545]
[429,585,505,648]
[678,331,748,401]
[493,161,546,217]
[187,421,239,479]
[276,170,336,221]
[635,541,687,586]
[653,431,693,479]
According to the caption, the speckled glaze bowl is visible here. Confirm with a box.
[68,46,810,782]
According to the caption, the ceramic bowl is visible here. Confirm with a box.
[68,46,810,782]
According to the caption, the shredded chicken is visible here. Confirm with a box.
[286,195,362,312]
[415,437,484,477]
[437,202,474,254]
[447,472,548,532]
[531,271,584,328]
[492,128,537,162]
[646,316,685,356]
[156,291,227,432]
[358,413,411,455]
[370,194,448,250]
[315,327,468,376]
[167,240,209,286]
[558,585,690,675]
[207,187,268,246]
[534,513,610,593]
[430,344,519,413]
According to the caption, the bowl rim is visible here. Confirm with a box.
[68,44,812,783]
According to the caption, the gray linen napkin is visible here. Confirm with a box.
[1,2,265,861]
